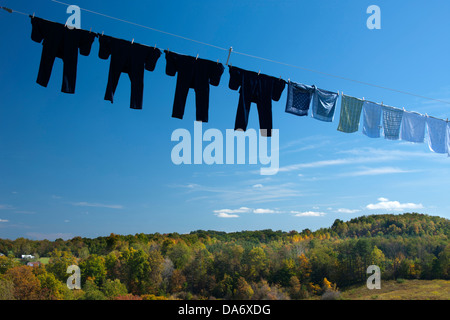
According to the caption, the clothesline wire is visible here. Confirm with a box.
[2,1,450,112]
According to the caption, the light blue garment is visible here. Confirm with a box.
[382,106,403,140]
[426,116,447,154]
[400,111,426,143]
[337,95,364,133]
[362,101,382,138]
[311,88,339,122]
[447,122,450,157]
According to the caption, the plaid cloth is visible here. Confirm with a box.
[382,106,404,140]
[337,94,364,133]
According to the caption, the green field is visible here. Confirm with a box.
[339,279,450,300]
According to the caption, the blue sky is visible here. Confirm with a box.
[0,0,449,240]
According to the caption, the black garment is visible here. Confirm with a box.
[98,34,161,109]
[164,51,224,122]
[30,16,96,94]
[228,66,286,137]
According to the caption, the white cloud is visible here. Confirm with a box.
[215,212,240,218]
[291,211,326,217]
[252,184,264,188]
[253,208,281,214]
[213,207,251,214]
[0,204,14,210]
[336,208,361,214]
[366,198,424,210]
[71,202,124,209]
[0,219,9,223]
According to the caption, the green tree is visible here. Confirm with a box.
[102,279,128,299]
[46,249,77,282]
[79,254,107,286]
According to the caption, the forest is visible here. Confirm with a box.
[0,213,448,300]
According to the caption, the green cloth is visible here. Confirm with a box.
[337,95,364,133]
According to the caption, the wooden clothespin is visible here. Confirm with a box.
[258,70,261,75]
[196,54,199,60]
[32,12,35,18]
[154,44,157,49]
[217,59,219,64]
[131,38,134,44]
[101,31,104,36]
[89,27,92,33]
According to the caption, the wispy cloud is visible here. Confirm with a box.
[0,204,14,210]
[366,198,424,210]
[336,208,361,214]
[71,202,124,209]
[291,211,326,217]
[0,219,9,223]
[340,167,416,177]
[213,207,251,214]
[252,184,264,188]
[14,211,36,215]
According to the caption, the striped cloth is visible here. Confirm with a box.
[382,106,404,140]
[337,95,364,133]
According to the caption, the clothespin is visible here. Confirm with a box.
[288,78,290,83]
[217,59,219,64]
[32,12,35,18]
[154,44,157,49]
[89,27,92,33]
[131,38,134,44]
[101,31,104,36]
[258,70,261,75]
[196,54,199,60]
[337,90,340,96]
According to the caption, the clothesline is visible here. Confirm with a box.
[4,0,449,109]
[2,8,450,155]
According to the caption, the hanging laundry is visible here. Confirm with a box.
[311,88,339,122]
[426,116,447,154]
[382,106,403,140]
[164,51,224,122]
[400,111,426,143]
[285,81,314,117]
[30,16,96,94]
[447,122,450,157]
[228,66,286,137]
[362,101,382,138]
[98,34,161,109]
[337,95,364,133]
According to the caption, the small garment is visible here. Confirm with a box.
[447,122,450,157]
[400,111,426,143]
[311,88,339,122]
[285,81,314,116]
[99,34,161,109]
[165,51,224,122]
[228,66,286,137]
[31,16,96,93]
[382,106,404,140]
[362,101,382,138]
[426,116,447,154]
[337,95,364,133]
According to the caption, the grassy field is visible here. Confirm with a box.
[339,279,450,300]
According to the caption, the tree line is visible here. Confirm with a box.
[0,213,448,300]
